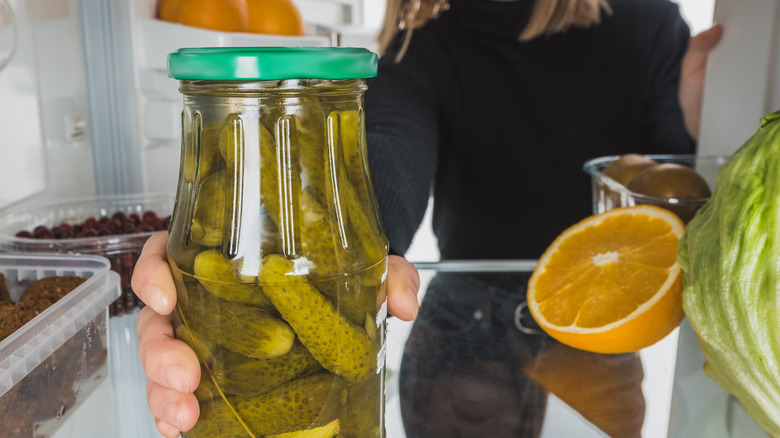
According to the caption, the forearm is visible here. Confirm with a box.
[367,125,437,256]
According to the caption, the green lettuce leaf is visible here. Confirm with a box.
[680,109,780,437]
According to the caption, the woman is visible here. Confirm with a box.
[366,0,713,259]
[134,1,721,436]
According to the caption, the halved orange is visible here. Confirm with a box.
[527,205,685,354]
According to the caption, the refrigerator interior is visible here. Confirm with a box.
[2,0,779,436]
[0,0,380,211]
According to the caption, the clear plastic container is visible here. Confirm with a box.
[167,47,387,437]
[0,192,175,315]
[583,154,728,222]
[0,253,120,437]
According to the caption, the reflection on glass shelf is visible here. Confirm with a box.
[385,262,682,438]
[668,320,766,438]
[109,310,159,438]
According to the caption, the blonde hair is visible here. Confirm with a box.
[378,0,612,60]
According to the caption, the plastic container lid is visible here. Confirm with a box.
[167,47,379,81]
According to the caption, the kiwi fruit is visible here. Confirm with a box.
[626,163,711,199]
[602,154,658,186]
[626,163,711,223]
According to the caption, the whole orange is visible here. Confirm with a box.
[247,0,305,36]
[157,0,181,22]
[178,0,249,33]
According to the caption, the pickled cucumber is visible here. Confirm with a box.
[288,98,328,201]
[259,255,378,381]
[194,249,273,309]
[314,276,376,327]
[215,340,321,396]
[257,120,354,276]
[193,365,219,406]
[191,169,227,246]
[339,374,382,438]
[231,372,346,436]
[257,120,299,256]
[267,419,340,438]
[336,110,362,182]
[186,399,248,438]
[341,180,387,267]
[218,114,245,168]
[184,296,294,359]
[174,322,217,370]
[183,118,225,182]
[327,110,387,267]
[298,189,356,276]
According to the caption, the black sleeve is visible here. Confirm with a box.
[640,1,695,154]
[365,32,443,256]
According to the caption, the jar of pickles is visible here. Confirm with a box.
[166,47,388,438]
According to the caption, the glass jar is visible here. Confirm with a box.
[166,47,388,438]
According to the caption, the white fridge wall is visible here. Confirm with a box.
[0,0,48,208]
[671,0,715,34]
[0,0,105,210]
[31,0,96,202]
[697,0,780,156]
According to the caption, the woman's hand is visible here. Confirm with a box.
[133,233,200,438]
[679,23,724,141]
[132,232,420,437]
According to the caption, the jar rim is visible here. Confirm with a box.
[167,47,378,81]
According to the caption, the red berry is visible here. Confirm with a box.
[33,227,53,239]
[54,228,74,239]
[15,230,33,238]
[80,229,98,237]
[106,219,122,231]
[142,211,160,225]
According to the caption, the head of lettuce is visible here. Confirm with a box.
[680,109,780,437]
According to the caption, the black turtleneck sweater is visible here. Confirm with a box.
[365,0,694,260]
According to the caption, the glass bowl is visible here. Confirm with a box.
[583,154,728,223]
[0,192,175,316]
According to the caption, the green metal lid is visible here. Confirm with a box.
[167,47,378,81]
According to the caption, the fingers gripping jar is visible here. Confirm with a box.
[166,48,388,438]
